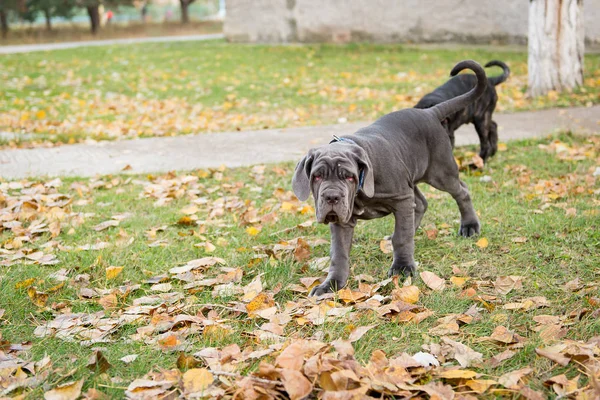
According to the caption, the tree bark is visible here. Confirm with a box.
[0,10,8,38]
[87,5,100,35]
[180,0,193,24]
[528,0,584,97]
[44,8,52,31]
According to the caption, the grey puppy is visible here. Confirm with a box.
[292,60,486,296]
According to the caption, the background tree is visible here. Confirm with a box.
[179,0,194,23]
[0,0,24,38]
[528,0,584,97]
[26,0,77,31]
[77,0,132,34]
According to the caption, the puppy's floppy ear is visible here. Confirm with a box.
[353,147,375,198]
[292,150,315,201]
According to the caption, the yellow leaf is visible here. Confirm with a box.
[281,201,295,211]
[16,278,36,289]
[27,287,48,307]
[246,292,275,317]
[465,379,498,393]
[393,285,420,304]
[476,238,489,248]
[450,276,470,287]
[246,226,260,236]
[497,143,508,152]
[438,369,478,379]
[106,266,124,280]
[182,368,213,394]
[36,110,47,119]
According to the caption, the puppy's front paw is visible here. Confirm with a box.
[459,221,480,237]
[309,279,343,297]
[387,263,417,278]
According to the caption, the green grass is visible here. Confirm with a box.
[1,41,599,148]
[0,133,598,397]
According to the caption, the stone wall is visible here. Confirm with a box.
[224,0,600,44]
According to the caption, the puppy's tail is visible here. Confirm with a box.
[428,60,487,121]
[485,60,510,86]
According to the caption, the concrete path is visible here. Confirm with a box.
[0,105,598,179]
[0,33,224,54]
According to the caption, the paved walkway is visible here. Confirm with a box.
[0,33,224,54]
[0,105,598,179]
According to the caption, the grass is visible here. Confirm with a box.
[1,41,599,148]
[0,133,598,397]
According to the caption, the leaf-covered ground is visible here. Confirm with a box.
[1,134,599,399]
[1,41,600,148]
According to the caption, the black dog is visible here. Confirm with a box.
[415,60,510,162]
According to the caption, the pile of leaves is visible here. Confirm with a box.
[0,135,599,398]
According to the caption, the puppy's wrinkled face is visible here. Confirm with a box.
[310,148,362,225]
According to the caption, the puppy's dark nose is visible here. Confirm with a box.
[325,194,340,205]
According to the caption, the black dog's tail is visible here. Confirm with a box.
[428,60,487,122]
[485,60,510,86]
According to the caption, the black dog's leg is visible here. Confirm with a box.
[310,223,354,296]
[473,115,492,162]
[388,196,417,278]
[488,120,499,157]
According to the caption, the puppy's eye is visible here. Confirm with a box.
[314,175,322,181]
[346,176,354,182]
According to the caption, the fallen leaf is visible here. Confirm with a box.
[106,266,124,280]
[476,238,489,248]
[348,325,375,342]
[498,367,533,388]
[280,368,313,400]
[420,271,446,291]
[182,368,213,394]
[392,285,420,304]
[44,379,84,400]
[87,350,111,373]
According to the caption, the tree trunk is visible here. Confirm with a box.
[0,10,8,38]
[44,8,52,31]
[87,5,100,35]
[528,0,584,97]
[180,0,192,24]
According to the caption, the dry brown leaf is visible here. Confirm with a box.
[182,368,213,394]
[379,239,392,254]
[92,219,119,231]
[498,367,533,388]
[535,347,570,366]
[494,276,524,295]
[392,285,420,304]
[348,325,375,342]
[488,349,516,368]
[87,350,111,373]
[280,369,313,400]
[44,379,84,400]
[420,271,446,291]
[441,337,483,367]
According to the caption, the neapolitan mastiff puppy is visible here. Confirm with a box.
[415,60,510,162]
[292,60,487,296]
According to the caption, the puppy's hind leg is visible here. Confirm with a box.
[414,186,428,232]
[427,160,480,237]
